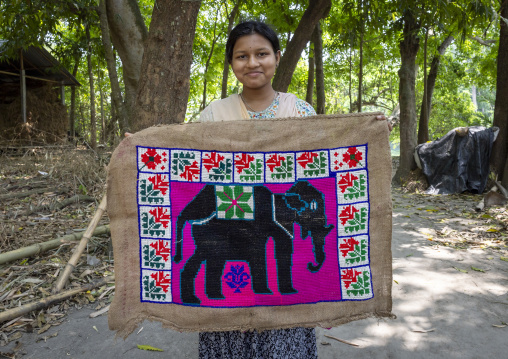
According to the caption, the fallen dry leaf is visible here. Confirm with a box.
[37,323,51,335]
[411,328,435,333]
[137,344,164,352]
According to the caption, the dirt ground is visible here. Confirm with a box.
[1,149,507,358]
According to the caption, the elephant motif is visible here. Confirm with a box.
[174,180,334,304]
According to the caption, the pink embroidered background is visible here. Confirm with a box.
[170,178,340,307]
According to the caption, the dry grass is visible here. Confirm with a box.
[0,146,113,347]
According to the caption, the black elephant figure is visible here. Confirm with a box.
[174,180,334,304]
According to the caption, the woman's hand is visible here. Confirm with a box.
[376,115,393,132]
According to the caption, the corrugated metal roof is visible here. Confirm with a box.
[0,40,81,87]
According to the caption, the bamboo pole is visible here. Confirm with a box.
[0,225,110,265]
[53,195,107,293]
[0,275,114,324]
[0,187,61,201]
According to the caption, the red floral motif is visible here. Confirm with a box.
[342,147,363,168]
[150,271,171,293]
[339,237,359,257]
[296,152,318,169]
[203,152,225,172]
[339,205,359,226]
[235,153,255,173]
[338,172,359,193]
[341,268,362,289]
[150,240,171,261]
[149,207,171,228]
[141,148,162,170]
[266,154,284,172]
[179,161,200,181]
[148,174,169,195]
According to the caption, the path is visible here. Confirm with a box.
[2,189,507,358]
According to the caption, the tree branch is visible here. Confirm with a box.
[469,35,497,46]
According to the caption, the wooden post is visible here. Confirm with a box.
[20,50,27,123]
[61,81,65,105]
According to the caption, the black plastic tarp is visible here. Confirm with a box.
[415,126,496,195]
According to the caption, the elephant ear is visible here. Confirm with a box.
[287,180,311,195]
[283,193,308,214]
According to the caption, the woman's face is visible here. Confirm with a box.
[230,33,280,91]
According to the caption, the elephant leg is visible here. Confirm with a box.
[180,255,203,304]
[275,236,297,294]
[205,260,225,299]
[251,253,272,294]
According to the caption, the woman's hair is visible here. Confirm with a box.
[225,21,280,63]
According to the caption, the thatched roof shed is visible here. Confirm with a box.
[0,41,80,144]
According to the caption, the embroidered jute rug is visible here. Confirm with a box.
[107,113,393,336]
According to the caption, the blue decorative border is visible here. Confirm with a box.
[136,144,374,306]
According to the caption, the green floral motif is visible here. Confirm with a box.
[143,245,165,269]
[141,212,165,237]
[171,152,195,175]
[209,159,232,181]
[345,239,368,264]
[345,207,368,233]
[139,179,164,204]
[271,158,293,180]
[143,275,166,300]
[239,160,263,182]
[216,186,254,219]
[303,152,327,176]
[346,271,370,297]
[344,174,367,200]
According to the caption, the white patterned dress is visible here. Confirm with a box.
[198,93,318,359]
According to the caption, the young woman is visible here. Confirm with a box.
[198,21,316,124]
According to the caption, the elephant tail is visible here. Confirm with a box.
[174,216,186,263]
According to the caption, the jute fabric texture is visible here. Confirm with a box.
[107,112,393,337]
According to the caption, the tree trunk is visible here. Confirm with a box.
[491,0,508,186]
[105,0,147,117]
[357,31,363,113]
[98,0,129,133]
[418,28,429,144]
[100,83,105,143]
[313,23,325,114]
[306,41,314,105]
[272,0,331,92]
[221,1,240,99]
[201,11,219,111]
[393,10,420,184]
[131,0,202,131]
[69,57,79,143]
[86,23,96,150]
[349,45,353,112]
[471,85,477,109]
[418,35,454,143]
[417,35,453,143]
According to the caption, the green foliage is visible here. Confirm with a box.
[0,0,502,148]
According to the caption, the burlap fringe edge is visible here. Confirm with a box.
[113,310,396,339]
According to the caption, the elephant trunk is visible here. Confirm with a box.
[307,224,333,272]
